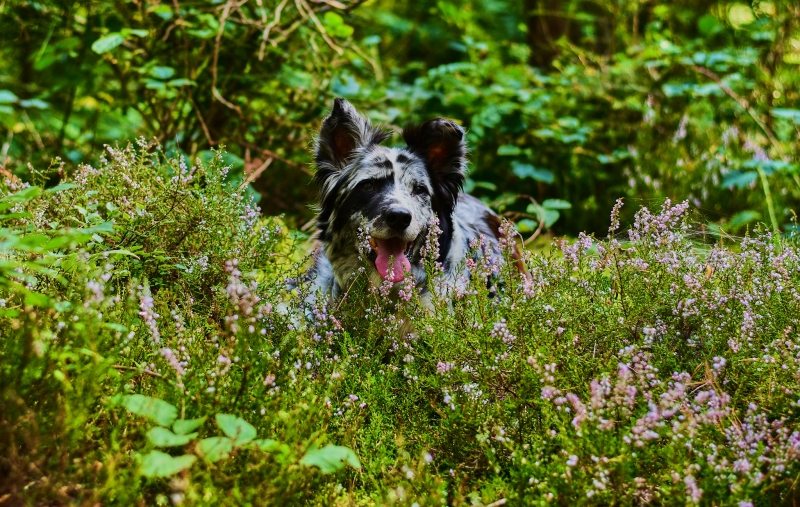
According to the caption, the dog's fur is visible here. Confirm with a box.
[307,98,509,303]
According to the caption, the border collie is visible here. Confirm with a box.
[307,98,514,304]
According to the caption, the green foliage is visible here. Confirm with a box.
[2,148,800,505]
[3,0,799,235]
[120,393,179,427]
[300,445,362,474]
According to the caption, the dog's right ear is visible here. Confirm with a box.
[314,98,389,188]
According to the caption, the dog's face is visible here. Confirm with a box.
[314,98,466,287]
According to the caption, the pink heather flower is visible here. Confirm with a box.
[160,347,186,377]
[138,285,161,344]
[683,475,702,503]
[436,362,454,374]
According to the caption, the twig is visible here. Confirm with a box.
[520,195,546,245]
[234,138,312,175]
[348,43,383,81]
[295,0,343,55]
[692,65,783,155]
[243,157,273,185]
[258,0,289,60]
[211,0,243,113]
[691,65,785,231]
[189,96,214,146]
[20,110,44,150]
[311,0,347,8]
[485,499,507,507]
[300,217,317,232]
[113,365,166,379]
[1,128,12,166]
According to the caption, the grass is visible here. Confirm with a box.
[1,142,799,506]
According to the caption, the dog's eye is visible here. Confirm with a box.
[359,180,375,192]
[413,184,429,196]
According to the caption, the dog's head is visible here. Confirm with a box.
[314,98,466,287]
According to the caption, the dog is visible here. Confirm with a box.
[307,98,516,305]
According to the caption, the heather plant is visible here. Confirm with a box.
[2,149,800,505]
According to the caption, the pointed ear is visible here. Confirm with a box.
[314,98,389,187]
[402,118,467,208]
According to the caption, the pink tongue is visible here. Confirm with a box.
[374,238,411,283]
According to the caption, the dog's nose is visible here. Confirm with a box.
[386,208,412,231]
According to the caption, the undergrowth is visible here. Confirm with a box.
[1,144,799,506]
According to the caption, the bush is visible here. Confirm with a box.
[2,149,799,505]
[3,1,799,235]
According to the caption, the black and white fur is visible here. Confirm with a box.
[308,98,507,303]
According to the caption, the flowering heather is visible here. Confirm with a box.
[1,147,800,505]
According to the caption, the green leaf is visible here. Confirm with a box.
[542,199,572,210]
[149,66,175,80]
[698,15,722,36]
[772,108,800,124]
[139,450,196,478]
[122,28,148,38]
[147,427,197,447]
[363,35,381,46]
[46,183,79,193]
[167,79,196,87]
[197,437,233,462]
[497,145,521,156]
[20,99,49,109]
[251,439,280,452]
[150,5,173,20]
[144,79,166,90]
[91,33,125,54]
[173,417,207,435]
[728,3,755,28]
[322,12,354,38]
[120,394,178,427]
[728,210,761,229]
[721,171,757,189]
[24,291,52,307]
[300,444,361,474]
[515,219,538,233]
[0,90,19,104]
[215,413,257,445]
[542,209,560,227]
[511,161,554,184]
[526,204,561,228]
[472,181,497,191]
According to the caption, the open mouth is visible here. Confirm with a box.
[368,237,414,283]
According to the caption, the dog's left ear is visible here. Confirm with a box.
[403,118,467,209]
[315,98,389,188]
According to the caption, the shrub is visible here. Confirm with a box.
[1,149,799,505]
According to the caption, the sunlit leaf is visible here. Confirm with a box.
[0,90,19,104]
[147,427,197,447]
[542,199,572,210]
[149,66,175,80]
[720,171,757,189]
[497,145,521,156]
[46,183,79,193]
[120,394,178,427]
[197,437,233,462]
[300,444,361,474]
[173,417,207,435]
[511,161,554,184]
[139,450,196,477]
[728,210,761,229]
[167,79,196,87]
[215,413,256,446]
[91,33,125,54]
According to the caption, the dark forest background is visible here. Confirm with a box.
[2,0,799,237]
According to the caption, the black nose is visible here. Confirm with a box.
[385,208,412,231]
